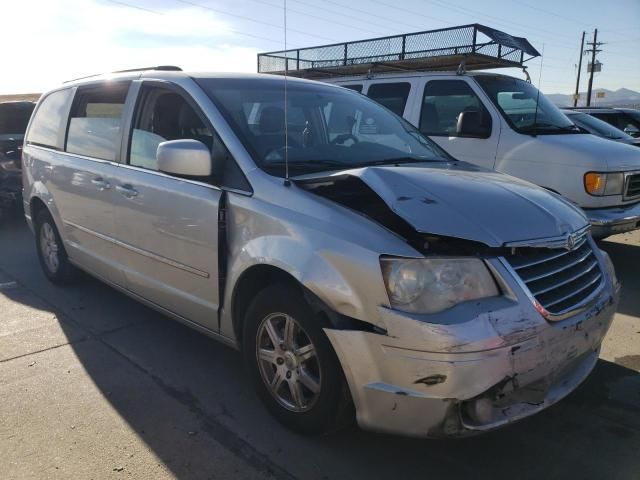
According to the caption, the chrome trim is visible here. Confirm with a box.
[498,251,605,322]
[64,220,210,278]
[509,236,587,270]
[530,259,598,296]
[518,246,592,283]
[543,273,603,310]
[503,225,590,249]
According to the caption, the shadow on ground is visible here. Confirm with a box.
[1,217,639,480]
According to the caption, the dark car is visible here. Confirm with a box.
[0,101,35,219]
[569,107,640,138]
[562,109,640,146]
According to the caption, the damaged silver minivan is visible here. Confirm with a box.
[23,68,619,437]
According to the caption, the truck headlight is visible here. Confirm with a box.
[380,257,499,314]
[584,172,624,196]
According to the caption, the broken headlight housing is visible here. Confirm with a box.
[380,257,499,314]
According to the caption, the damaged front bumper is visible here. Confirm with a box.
[325,260,619,438]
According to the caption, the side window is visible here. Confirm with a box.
[342,84,363,93]
[420,80,492,138]
[66,84,129,161]
[130,86,249,190]
[26,89,73,149]
[366,82,411,116]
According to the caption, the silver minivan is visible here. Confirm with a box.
[22,67,619,438]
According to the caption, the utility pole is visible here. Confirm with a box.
[573,31,585,107]
[585,29,604,107]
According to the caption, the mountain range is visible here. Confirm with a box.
[546,88,640,108]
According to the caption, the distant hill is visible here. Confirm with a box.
[0,93,41,103]
[546,88,640,108]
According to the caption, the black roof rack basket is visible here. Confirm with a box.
[257,24,540,79]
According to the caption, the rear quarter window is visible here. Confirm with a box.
[366,82,411,116]
[26,89,73,149]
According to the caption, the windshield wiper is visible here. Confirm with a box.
[520,123,580,135]
[262,160,348,171]
[358,156,439,167]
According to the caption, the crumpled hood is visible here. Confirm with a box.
[297,162,588,247]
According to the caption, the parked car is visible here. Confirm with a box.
[569,107,640,138]
[562,109,640,146]
[0,101,35,219]
[23,68,619,438]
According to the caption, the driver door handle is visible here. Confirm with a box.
[116,184,138,198]
[91,177,111,191]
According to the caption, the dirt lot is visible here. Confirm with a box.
[0,216,638,480]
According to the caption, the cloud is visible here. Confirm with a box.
[0,0,258,93]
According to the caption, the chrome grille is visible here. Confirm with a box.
[504,234,604,319]
[625,173,640,199]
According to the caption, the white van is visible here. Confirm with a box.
[258,25,640,238]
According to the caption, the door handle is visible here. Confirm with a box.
[91,177,111,191]
[116,184,138,198]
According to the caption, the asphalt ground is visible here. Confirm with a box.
[1,215,638,480]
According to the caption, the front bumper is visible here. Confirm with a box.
[585,201,640,238]
[325,274,618,438]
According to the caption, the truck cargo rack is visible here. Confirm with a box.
[257,24,540,79]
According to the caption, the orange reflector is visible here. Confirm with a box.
[585,172,603,194]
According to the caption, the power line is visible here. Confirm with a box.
[174,0,337,43]
[320,0,430,32]
[511,0,595,29]
[247,0,389,36]
[104,0,163,15]
[290,0,401,34]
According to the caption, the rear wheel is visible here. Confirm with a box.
[243,284,352,434]
[35,210,76,284]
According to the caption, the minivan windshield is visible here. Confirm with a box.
[196,77,449,176]
[476,76,581,135]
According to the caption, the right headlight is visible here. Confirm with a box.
[584,172,624,196]
[380,257,500,314]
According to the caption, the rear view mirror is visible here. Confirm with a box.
[157,139,211,177]
[624,124,640,136]
[456,111,490,138]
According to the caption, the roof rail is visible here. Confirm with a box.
[64,65,182,83]
[258,24,540,79]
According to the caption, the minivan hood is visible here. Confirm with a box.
[296,162,588,247]
[526,133,640,170]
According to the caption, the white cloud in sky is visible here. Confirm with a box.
[0,0,258,93]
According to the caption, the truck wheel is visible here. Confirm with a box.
[35,210,76,284]
[243,283,352,434]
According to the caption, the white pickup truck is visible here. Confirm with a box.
[258,24,640,238]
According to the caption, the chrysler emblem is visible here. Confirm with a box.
[566,233,577,251]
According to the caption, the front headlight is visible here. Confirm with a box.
[584,172,624,196]
[380,257,500,314]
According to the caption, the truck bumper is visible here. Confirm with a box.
[585,201,640,238]
[325,283,618,438]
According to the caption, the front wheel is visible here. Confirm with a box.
[243,284,352,434]
[35,210,76,284]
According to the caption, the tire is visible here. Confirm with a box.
[243,283,353,434]
[35,209,76,284]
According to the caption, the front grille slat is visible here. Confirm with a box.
[529,259,599,296]
[503,232,604,319]
[626,173,640,199]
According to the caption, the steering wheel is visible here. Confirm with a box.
[330,133,359,145]
[264,139,301,160]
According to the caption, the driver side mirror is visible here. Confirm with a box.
[157,139,211,177]
[456,110,491,138]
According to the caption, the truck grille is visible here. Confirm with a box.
[625,173,640,199]
[504,234,604,319]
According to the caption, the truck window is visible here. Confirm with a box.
[26,89,73,149]
[420,80,491,138]
[66,83,129,161]
[366,82,411,116]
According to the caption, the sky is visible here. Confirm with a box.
[1,0,638,96]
